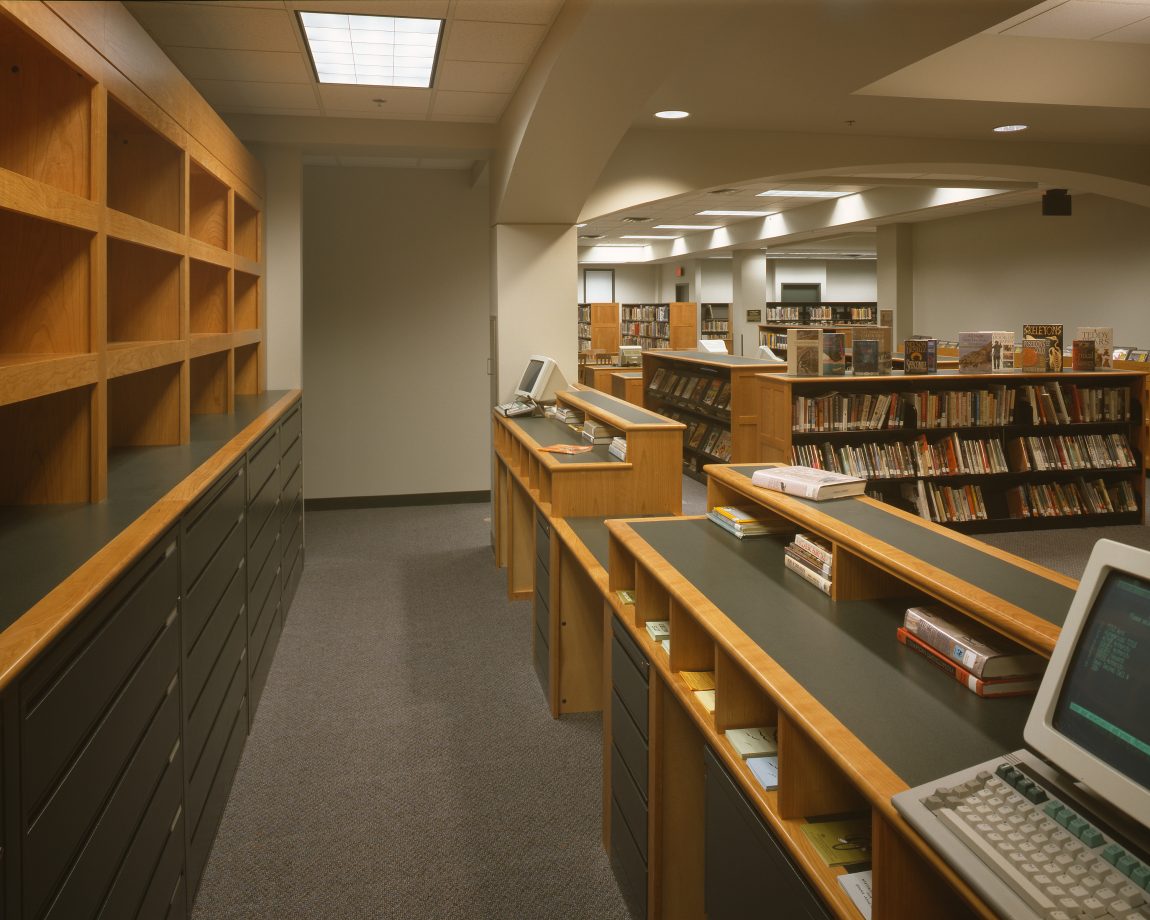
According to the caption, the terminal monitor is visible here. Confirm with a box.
[698,339,728,354]
[514,354,563,403]
[619,345,642,367]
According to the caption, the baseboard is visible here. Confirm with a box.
[305,490,490,511]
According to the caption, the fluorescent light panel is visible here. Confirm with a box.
[655,224,721,230]
[621,234,679,240]
[696,209,775,217]
[299,11,443,87]
[757,189,847,198]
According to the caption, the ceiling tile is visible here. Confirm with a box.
[1097,15,1150,41]
[1004,0,1150,39]
[432,113,500,123]
[453,0,562,26]
[436,59,523,92]
[123,2,301,51]
[417,158,476,169]
[283,0,450,16]
[442,20,547,63]
[167,47,313,83]
[318,84,431,116]
[431,90,509,117]
[196,79,320,110]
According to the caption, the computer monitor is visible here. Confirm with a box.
[619,345,642,367]
[1024,538,1150,830]
[514,354,561,402]
[758,345,784,363]
[698,339,727,354]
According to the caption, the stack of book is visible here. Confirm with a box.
[550,405,584,426]
[725,725,779,791]
[898,605,1044,697]
[581,419,620,445]
[706,505,786,538]
[645,619,670,654]
[608,436,627,461]
[783,534,832,595]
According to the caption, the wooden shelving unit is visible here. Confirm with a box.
[758,369,1146,532]
[621,302,697,351]
[758,301,880,357]
[578,302,620,357]
[641,350,787,480]
[0,2,266,505]
[700,302,732,353]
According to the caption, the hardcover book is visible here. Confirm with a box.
[1071,339,1096,372]
[725,725,778,759]
[987,330,1015,372]
[1075,326,1113,369]
[1023,323,1064,372]
[852,339,880,376]
[645,620,670,642]
[821,332,846,376]
[851,326,891,375]
[748,755,779,792]
[1018,338,1046,371]
[958,331,994,374]
[897,628,1042,697]
[903,338,937,374]
[902,606,1043,678]
[752,465,866,500]
[800,817,871,868]
[787,328,821,377]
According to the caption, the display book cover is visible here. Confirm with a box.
[902,337,938,374]
[896,628,1041,697]
[787,327,821,377]
[851,326,891,375]
[821,332,846,376]
[957,331,994,374]
[902,605,1043,679]
[1075,325,1113,368]
[1071,338,1097,372]
[751,465,866,500]
[1023,323,1064,372]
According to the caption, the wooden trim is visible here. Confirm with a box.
[0,353,101,406]
[304,491,491,511]
[556,388,685,432]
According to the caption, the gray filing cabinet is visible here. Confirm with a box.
[610,617,649,919]
[533,509,550,697]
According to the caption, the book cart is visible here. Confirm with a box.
[601,462,1078,920]
[492,388,684,717]
[640,351,787,481]
[758,370,1146,532]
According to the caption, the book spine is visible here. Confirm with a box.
[903,608,992,678]
[898,627,967,682]
[783,553,832,594]
[794,533,832,565]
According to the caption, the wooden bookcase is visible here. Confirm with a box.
[0,2,266,505]
[641,351,786,480]
[599,464,1078,920]
[1110,359,1150,471]
[578,302,621,357]
[700,302,732,354]
[758,369,1146,532]
[621,302,697,351]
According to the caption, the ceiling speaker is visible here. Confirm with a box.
[1042,188,1072,216]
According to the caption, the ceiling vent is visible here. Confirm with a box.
[709,188,740,195]
[621,216,651,223]
[579,233,605,239]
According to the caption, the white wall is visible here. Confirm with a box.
[578,264,659,302]
[302,166,492,498]
[912,195,1150,342]
[256,145,303,390]
[699,259,733,302]
[825,260,877,300]
[772,261,825,298]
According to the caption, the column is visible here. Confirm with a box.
[732,250,767,357]
[257,145,303,390]
[876,224,914,346]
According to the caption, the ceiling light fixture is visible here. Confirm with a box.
[298,11,443,87]
[620,216,652,223]
[654,110,690,119]
[655,224,721,231]
[621,234,679,240]
[696,210,775,217]
[993,124,1029,133]
[757,189,846,198]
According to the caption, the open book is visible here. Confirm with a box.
[751,465,866,500]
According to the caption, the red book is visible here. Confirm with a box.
[896,628,1041,698]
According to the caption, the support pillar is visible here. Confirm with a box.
[876,224,914,345]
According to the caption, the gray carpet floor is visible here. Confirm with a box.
[191,503,630,920]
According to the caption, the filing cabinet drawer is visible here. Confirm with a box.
[611,744,648,860]
[534,588,550,645]
[184,611,245,769]
[610,797,647,920]
[612,616,649,678]
[247,458,280,552]
[611,636,649,740]
[534,554,549,607]
[611,690,648,802]
[184,560,245,709]
[535,511,550,569]
[533,623,549,695]
[281,435,302,491]
[247,426,279,502]
[183,463,244,593]
[182,520,244,655]
[279,402,302,453]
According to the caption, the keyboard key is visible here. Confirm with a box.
[1081,897,1108,917]
[1082,827,1105,848]
[1105,845,1127,865]
[1130,865,1150,889]
[1119,884,1145,906]
[1117,856,1141,877]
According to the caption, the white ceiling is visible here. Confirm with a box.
[124,0,562,122]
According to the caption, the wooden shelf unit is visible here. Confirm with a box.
[1111,359,1150,471]
[762,301,879,326]
[578,302,621,357]
[579,362,630,393]
[0,2,266,504]
[622,302,697,351]
[759,322,886,356]
[602,465,1080,920]
[700,302,732,354]
[641,350,787,479]
[492,388,684,718]
[758,369,1147,532]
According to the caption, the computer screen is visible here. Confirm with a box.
[513,354,562,402]
[698,339,727,354]
[1025,539,1150,830]
[517,359,545,395]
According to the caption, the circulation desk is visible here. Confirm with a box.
[492,388,684,718]
[601,462,1077,920]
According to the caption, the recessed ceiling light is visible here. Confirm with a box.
[654,110,690,119]
[757,189,846,198]
[993,124,1029,133]
[579,234,604,240]
[298,11,443,88]
[621,234,679,240]
[655,224,721,230]
[696,210,775,217]
[575,223,587,228]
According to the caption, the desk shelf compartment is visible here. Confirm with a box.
[190,259,229,336]
[189,160,228,251]
[234,342,260,397]
[234,270,259,332]
[107,97,182,233]
[0,14,93,198]
[233,194,260,262]
[191,351,230,417]
[0,385,93,504]
[108,362,182,448]
[107,239,181,353]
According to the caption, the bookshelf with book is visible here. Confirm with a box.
[700,302,733,354]
[577,302,620,358]
[620,302,697,351]
[602,463,1079,920]
[1110,358,1150,471]
[640,350,787,481]
[757,370,1146,533]
[758,302,879,356]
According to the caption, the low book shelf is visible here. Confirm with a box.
[757,369,1146,532]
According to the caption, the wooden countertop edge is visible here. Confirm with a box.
[549,518,609,592]
[604,516,1001,920]
[493,412,631,471]
[649,353,789,371]
[0,390,302,692]
[707,465,1070,656]
[756,368,1148,383]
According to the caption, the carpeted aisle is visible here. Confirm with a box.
[191,503,630,920]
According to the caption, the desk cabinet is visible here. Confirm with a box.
[610,618,650,919]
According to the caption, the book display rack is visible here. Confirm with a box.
[621,303,697,351]
[0,2,266,507]
[758,370,1146,532]
[601,462,1077,920]
[578,302,621,358]
[640,351,787,480]
[491,388,684,718]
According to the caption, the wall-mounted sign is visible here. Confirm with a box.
[746,309,762,322]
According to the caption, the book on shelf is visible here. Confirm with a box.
[783,552,832,594]
[794,533,832,566]
[608,436,628,461]
[988,330,1015,372]
[695,689,716,713]
[725,725,778,759]
[650,367,668,390]
[712,430,733,462]
[837,870,874,920]
[785,543,832,578]
[616,589,635,606]
[1075,325,1113,368]
[821,332,846,376]
[707,505,790,538]
[788,328,821,376]
[747,755,779,792]
[800,816,871,868]
[702,428,722,457]
[1128,349,1150,362]
[660,637,670,654]
[1023,323,1064,372]
[851,338,880,376]
[714,382,732,411]
[1006,478,1137,518]
[903,605,1044,679]
[903,337,938,374]
[702,379,723,406]
[851,326,891,375]
[679,670,715,691]
[751,465,867,500]
[1071,339,1096,372]
[1111,346,1132,361]
[645,620,671,643]
[898,628,1042,697]
[902,481,988,523]
[957,331,994,374]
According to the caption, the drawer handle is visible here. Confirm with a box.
[166,675,178,697]
[164,543,176,559]
[168,739,181,764]
[165,608,177,629]
[169,805,183,834]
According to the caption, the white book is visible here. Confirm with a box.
[725,725,778,759]
[748,755,779,791]
[837,871,873,920]
[751,465,866,500]
[783,553,832,594]
[694,689,716,713]
[645,620,670,642]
